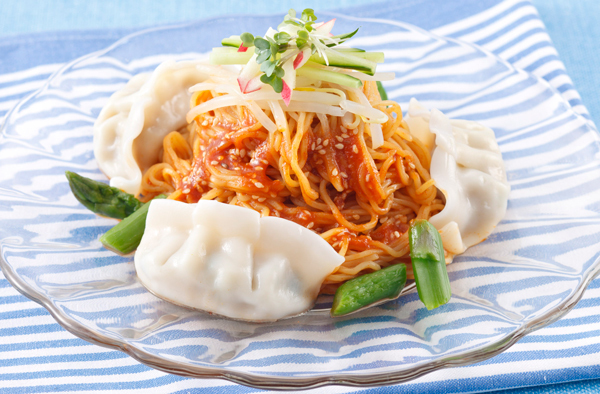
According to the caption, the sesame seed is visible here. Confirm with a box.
[200,146,206,151]
[352,145,359,153]
[335,143,344,150]
[262,159,269,165]
[336,136,343,142]
[381,216,388,223]
[182,176,189,183]
[201,120,209,127]
[332,168,339,176]
[340,172,348,178]
[220,162,228,169]
[210,160,219,166]
[394,231,401,238]
[316,159,323,165]
[307,222,315,229]
[366,174,371,182]
[323,139,329,146]
[312,142,316,150]
[252,195,259,199]
[258,197,266,202]
[183,188,190,194]
[342,133,349,139]
[353,214,361,220]
[234,167,240,170]
[353,129,358,135]
[254,181,265,188]
[317,138,322,144]
[256,166,264,171]
[316,145,323,150]
[408,162,416,169]
[240,149,246,157]
[318,149,326,155]
[340,126,348,133]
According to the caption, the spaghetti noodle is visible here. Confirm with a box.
[140,80,444,293]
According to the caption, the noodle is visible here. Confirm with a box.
[139,80,445,293]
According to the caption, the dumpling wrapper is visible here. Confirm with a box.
[93,60,212,196]
[135,199,345,322]
[405,99,510,255]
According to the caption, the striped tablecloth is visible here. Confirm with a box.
[0,0,599,392]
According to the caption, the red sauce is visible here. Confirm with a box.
[181,118,284,200]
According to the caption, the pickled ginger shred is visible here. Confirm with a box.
[135,199,344,321]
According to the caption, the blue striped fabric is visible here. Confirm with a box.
[0,0,599,392]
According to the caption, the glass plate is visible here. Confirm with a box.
[1,12,599,390]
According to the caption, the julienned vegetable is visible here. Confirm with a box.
[209,8,386,103]
[100,195,167,255]
[331,263,407,317]
[65,171,142,219]
[409,219,452,310]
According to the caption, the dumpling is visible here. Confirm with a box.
[93,60,212,196]
[134,199,345,322]
[405,99,510,254]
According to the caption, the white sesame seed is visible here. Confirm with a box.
[335,143,344,150]
[336,136,344,142]
[353,214,360,220]
[318,149,326,155]
[258,197,266,202]
[353,129,358,135]
[340,172,348,178]
[254,181,265,188]
[311,142,316,150]
[332,168,339,176]
[307,222,315,229]
[394,231,401,238]
[256,166,264,171]
[366,174,371,182]
[317,138,322,144]
[210,160,219,166]
[342,133,349,139]
[352,145,359,153]
[316,145,323,150]
[200,146,206,151]
[252,195,259,199]
[261,159,269,165]
[323,139,329,146]
[201,120,209,127]
[381,216,388,223]
[240,149,246,157]
[408,162,416,169]
[183,188,190,194]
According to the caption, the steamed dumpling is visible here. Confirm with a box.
[93,60,211,195]
[405,99,510,254]
[135,199,345,322]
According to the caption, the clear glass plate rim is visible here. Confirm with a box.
[0,12,599,390]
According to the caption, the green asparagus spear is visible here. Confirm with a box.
[100,195,167,255]
[409,219,451,310]
[376,81,388,101]
[331,263,407,317]
[65,171,142,219]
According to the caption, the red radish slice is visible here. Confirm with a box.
[293,47,311,70]
[238,54,261,93]
[244,76,263,94]
[281,80,292,106]
[281,59,296,105]
[238,44,249,53]
[315,19,336,36]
